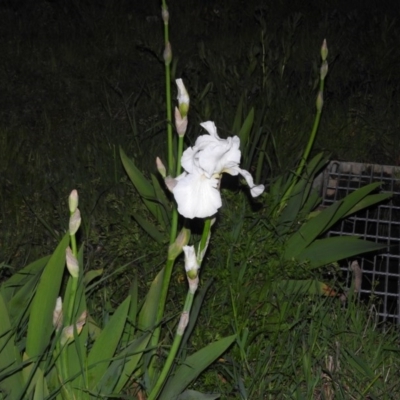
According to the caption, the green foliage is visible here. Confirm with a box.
[2,1,400,398]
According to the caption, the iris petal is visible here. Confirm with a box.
[173,173,222,219]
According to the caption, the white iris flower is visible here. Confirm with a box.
[172,121,264,219]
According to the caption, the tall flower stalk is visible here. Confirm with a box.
[277,39,328,215]
[149,2,264,396]
[162,0,173,175]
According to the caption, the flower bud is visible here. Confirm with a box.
[66,247,79,278]
[175,107,188,137]
[68,190,79,214]
[161,6,169,24]
[165,176,178,193]
[321,39,328,61]
[320,60,328,80]
[60,310,87,346]
[69,208,81,236]
[176,79,190,118]
[156,157,167,178]
[175,79,190,118]
[163,41,172,65]
[53,297,63,331]
[316,91,324,112]
[183,245,199,280]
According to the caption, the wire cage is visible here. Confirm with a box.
[314,161,400,324]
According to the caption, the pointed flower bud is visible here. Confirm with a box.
[156,157,167,178]
[161,6,169,24]
[68,190,79,214]
[168,228,190,260]
[163,41,172,65]
[165,176,177,193]
[175,107,188,137]
[66,247,79,278]
[183,245,200,279]
[69,208,81,236]
[320,60,328,80]
[60,310,87,346]
[316,91,324,112]
[321,39,328,61]
[184,244,200,293]
[176,79,190,118]
[53,297,63,331]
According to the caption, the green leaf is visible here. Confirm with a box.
[176,390,220,400]
[324,182,384,229]
[276,279,331,295]
[0,292,24,396]
[32,368,49,400]
[296,236,386,269]
[160,335,236,399]
[342,193,392,219]
[26,233,70,359]
[237,107,254,153]
[83,269,103,286]
[6,270,41,327]
[131,212,165,244]
[121,279,139,346]
[113,332,152,393]
[151,173,171,229]
[120,146,159,220]
[231,95,243,135]
[197,82,213,103]
[284,201,343,260]
[180,280,213,354]
[2,255,49,303]
[87,296,131,390]
[138,268,164,332]
[342,349,375,378]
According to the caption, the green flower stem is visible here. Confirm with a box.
[58,231,79,398]
[67,234,79,326]
[149,211,179,379]
[162,0,173,175]
[155,207,179,333]
[198,218,212,260]
[175,134,184,176]
[149,219,211,399]
[276,63,327,216]
[70,233,77,259]
[148,290,195,400]
[57,355,73,399]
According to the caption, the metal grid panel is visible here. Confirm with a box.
[316,161,400,324]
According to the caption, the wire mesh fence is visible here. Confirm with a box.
[315,161,400,324]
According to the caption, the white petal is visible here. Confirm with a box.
[200,121,219,139]
[238,168,265,197]
[182,122,242,177]
[173,173,221,218]
[176,79,189,106]
[183,245,198,273]
[181,146,200,175]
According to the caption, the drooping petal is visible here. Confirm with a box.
[238,168,265,197]
[173,173,221,218]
